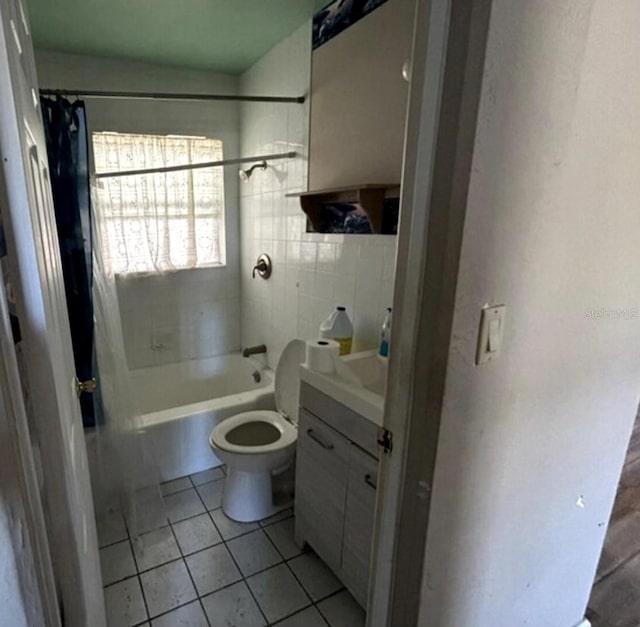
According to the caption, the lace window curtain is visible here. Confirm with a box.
[92,132,226,275]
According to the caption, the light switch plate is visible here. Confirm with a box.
[476,305,506,365]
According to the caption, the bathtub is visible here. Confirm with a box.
[133,353,275,482]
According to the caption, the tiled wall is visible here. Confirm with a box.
[239,23,397,369]
[117,267,240,368]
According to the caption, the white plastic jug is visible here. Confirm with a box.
[319,306,353,356]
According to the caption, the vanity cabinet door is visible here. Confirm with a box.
[295,409,350,572]
[342,444,379,607]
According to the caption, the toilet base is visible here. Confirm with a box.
[222,468,278,522]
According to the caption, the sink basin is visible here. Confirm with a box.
[341,351,388,397]
[299,350,387,425]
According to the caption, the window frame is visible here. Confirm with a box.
[91,131,228,277]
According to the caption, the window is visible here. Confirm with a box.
[92,132,226,275]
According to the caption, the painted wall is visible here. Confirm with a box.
[34,50,242,368]
[239,23,397,369]
[419,2,640,626]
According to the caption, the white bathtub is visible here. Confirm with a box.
[133,353,275,482]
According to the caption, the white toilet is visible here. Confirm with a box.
[209,339,305,522]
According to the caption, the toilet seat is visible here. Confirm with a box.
[210,410,297,455]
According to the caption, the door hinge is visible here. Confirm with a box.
[377,427,393,454]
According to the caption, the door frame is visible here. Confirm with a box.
[369,0,494,624]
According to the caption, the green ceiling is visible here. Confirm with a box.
[25,0,328,74]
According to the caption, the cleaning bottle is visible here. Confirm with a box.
[379,307,392,357]
[319,306,353,356]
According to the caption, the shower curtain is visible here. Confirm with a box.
[41,96,96,427]
[41,95,164,535]
[91,186,165,535]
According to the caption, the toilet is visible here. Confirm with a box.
[209,339,305,522]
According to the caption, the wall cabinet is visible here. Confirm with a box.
[295,384,380,608]
[308,0,415,191]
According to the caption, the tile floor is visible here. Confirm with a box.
[588,411,640,627]
[98,466,366,627]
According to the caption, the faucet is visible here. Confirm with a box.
[243,344,267,358]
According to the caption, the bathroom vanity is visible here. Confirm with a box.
[295,353,386,608]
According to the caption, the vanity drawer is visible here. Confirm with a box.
[295,410,350,571]
[297,409,351,472]
[342,444,379,607]
[300,382,380,459]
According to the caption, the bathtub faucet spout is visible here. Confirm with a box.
[242,344,267,358]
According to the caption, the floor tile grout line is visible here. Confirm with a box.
[98,535,132,551]
[162,472,225,497]
[102,543,347,604]
[283,559,314,603]
[127,536,152,624]
[99,468,355,626]
[105,554,184,584]
[260,511,296,529]
[221,541,271,625]
[314,586,350,606]
[193,482,306,624]
[265,601,316,626]
[113,506,294,551]
[227,542,286,579]
[259,518,318,617]
[270,603,331,627]
[167,489,332,614]
[99,499,292,550]
[97,509,129,550]
[165,519,213,627]
[185,529,300,581]
[190,482,272,626]
[260,521,349,625]
[137,594,204,626]
[115,507,153,624]
[124,510,202,623]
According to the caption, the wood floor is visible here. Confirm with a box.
[587,412,640,627]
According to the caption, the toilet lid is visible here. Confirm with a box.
[275,339,306,424]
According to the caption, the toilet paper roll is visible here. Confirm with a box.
[305,339,340,374]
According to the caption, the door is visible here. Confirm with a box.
[0,2,105,626]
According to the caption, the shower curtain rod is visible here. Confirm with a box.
[39,88,305,104]
[92,151,298,179]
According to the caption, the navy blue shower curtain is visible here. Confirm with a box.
[41,96,97,427]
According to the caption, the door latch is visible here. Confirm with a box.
[75,377,97,398]
[377,427,393,454]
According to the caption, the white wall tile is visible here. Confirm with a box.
[237,22,398,366]
[118,266,242,369]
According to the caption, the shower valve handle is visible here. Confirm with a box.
[252,259,267,277]
[252,254,272,279]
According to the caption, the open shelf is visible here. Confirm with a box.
[286,184,400,234]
